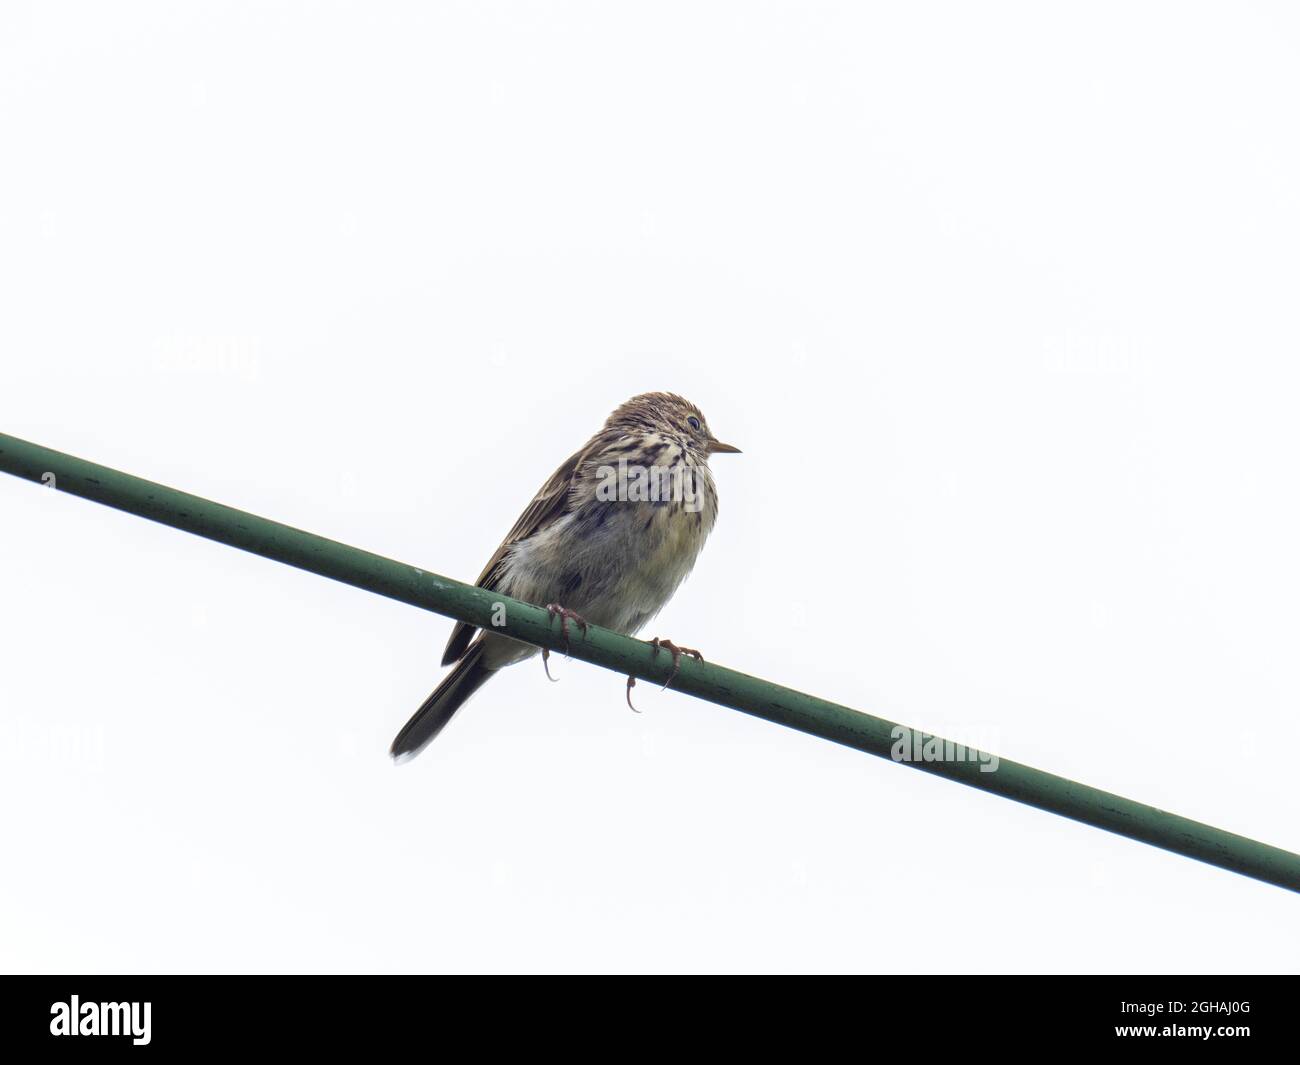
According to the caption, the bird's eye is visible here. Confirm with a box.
[687,416,702,431]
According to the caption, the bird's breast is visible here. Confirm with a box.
[501,464,718,634]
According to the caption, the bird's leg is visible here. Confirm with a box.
[651,637,704,691]
[544,603,589,657]
[541,603,588,681]
[626,638,703,709]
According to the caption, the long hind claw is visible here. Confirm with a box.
[651,637,704,691]
[541,646,559,682]
[626,675,640,713]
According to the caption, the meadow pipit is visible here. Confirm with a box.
[390,392,740,760]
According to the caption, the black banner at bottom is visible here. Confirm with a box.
[0,974,1289,1053]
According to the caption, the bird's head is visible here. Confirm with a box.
[605,392,741,461]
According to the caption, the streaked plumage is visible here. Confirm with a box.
[391,392,739,760]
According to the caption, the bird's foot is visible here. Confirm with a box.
[544,603,589,656]
[541,646,559,682]
[625,638,704,712]
[651,637,704,690]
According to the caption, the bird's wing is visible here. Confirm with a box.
[440,444,590,665]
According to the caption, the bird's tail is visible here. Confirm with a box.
[390,641,492,761]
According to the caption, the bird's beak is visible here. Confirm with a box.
[707,439,742,455]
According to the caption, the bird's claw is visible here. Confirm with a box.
[544,603,589,657]
[541,646,559,682]
[624,638,702,711]
[651,637,704,691]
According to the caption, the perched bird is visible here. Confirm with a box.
[390,392,740,761]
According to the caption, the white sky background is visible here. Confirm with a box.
[2,2,1298,974]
